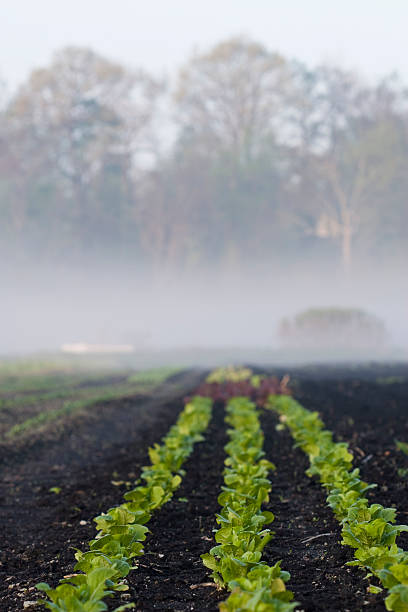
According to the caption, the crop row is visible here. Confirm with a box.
[33,366,408,611]
[37,395,212,611]
[202,396,297,611]
[268,394,408,612]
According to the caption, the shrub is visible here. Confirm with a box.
[278,307,387,349]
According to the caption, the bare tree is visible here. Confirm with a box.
[176,37,290,163]
[285,65,406,270]
[9,46,163,183]
[5,47,164,253]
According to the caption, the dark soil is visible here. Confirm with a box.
[110,402,229,611]
[1,364,408,611]
[261,409,384,611]
[0,370,206,611]
[295,372,408,555]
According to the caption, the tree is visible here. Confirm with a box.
[286,63,371,153]
[312,118,405,268]
[0,75,29,247]
[6,47,163,256]
[284,65,407,270]
[140,149,217,270]
[169,37,291,269]
[176,37,289,163]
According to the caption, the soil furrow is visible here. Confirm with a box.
[112,401,228,611]
[260,408,386,611]
[296,377,408,554]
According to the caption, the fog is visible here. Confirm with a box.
[1,24,408,365]
[3,256,407,362]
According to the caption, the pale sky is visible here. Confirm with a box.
[1,0,407,91]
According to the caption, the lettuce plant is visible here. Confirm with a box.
[269,394,408,611]
[202,397,297,611]
[37,396,212,611]
[206,366,254,383]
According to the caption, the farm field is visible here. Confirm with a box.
[1,363,408,611]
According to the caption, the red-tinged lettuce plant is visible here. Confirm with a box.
[190,374,290,405]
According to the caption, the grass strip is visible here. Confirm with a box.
[4,390,137,439]
[0,367,180,401]
[36,395,213,611]
[3,370,181,438]
[126,366,181,385]
[268,394,408,612]
[202,396,297,611]
[0,372,113,395]
[0,389,76,413]
[0,379,131,414]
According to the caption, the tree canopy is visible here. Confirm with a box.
[1,38,407,271]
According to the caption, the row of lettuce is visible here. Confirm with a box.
[35,366,408,611]
[268,394,408,612]
[202,396,297,611]
[36,395,212,611]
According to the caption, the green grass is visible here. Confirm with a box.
[5,390,136,438]
[1,366,182,439]
[0,371,122,396]
[126,366,181,385]
[0,388,89,413]
[5,401,83,437]
[0,363,180,396]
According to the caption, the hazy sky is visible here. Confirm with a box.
[1,0,407,91]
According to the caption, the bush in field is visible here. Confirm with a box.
[278,307,388,349]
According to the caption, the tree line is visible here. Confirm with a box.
[1,37,407,272]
